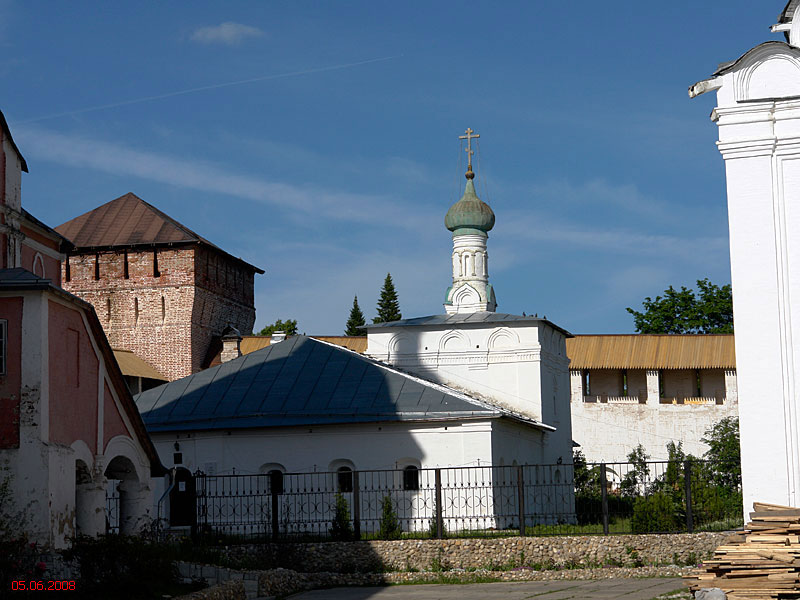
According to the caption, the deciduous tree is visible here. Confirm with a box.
[626,278,733,334]
[257,318,298,337]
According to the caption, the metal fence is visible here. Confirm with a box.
[105,479,120,534]
[190,459,742,542]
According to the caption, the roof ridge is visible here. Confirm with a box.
[310,336,552,429]
[55,192,263,273]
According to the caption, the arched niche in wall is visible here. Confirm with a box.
[388,333,415,356]
[439,329,470,352]
[734,45,800,101]
[329,459,355,493]
[396,457,422,491]
[488,327,519,350]
[259,462,286,494]
[32,253,45,278]
[452,283,480,306]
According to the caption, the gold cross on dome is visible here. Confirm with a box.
[459,127,480,170]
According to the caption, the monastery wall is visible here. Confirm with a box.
[62,245,256,380]
[571,399,739,463]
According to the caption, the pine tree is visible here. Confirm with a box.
[373,273,402,324]
[344,295,366,336]
[378,495,402,540]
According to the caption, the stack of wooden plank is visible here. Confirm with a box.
[685,503,800,599]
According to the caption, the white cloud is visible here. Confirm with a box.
[190,22,264,46]
[498,208,729,265]
[15,125,433,231]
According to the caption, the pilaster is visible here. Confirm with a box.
[724,370,738,404]
[645,370,660,405]
[570,370,583,403]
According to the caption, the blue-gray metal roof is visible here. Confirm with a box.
[135,336,549,433]
[365,312,572,337]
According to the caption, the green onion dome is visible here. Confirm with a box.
[444,177,495,236]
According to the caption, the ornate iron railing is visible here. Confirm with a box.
[190,459,742,542]
[105,479,120,534]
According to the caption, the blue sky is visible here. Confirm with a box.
[1,1,780,335]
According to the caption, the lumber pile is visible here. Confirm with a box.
[685,503,800,599]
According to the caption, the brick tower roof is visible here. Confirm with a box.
[56,192,263,273]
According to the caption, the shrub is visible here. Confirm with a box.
[330,492,354,541]
[427,501,447,539]
[0,471,44,595]
[64,535,178,599]
[631,492,680,533]
[378,495,402,540]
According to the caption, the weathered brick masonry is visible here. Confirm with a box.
[56,194,262,381]
[61,245,257,381]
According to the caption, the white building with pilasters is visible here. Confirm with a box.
[690,0,800,512]
[367,134,573,467]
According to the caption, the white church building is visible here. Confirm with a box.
[134,133,575,534]
[690,0,800,513]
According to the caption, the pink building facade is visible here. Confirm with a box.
[0,110,161,548]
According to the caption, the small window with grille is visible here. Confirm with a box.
[403,465,420,491]
[337,466,353,493]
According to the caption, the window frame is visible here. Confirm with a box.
[402,465,420,491]
[337,466,353,493]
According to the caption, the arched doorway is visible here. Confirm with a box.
[169,467,196,527]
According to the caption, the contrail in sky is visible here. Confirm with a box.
[20,55,400,124]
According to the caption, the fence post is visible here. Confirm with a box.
[352,471,361,540]
[193,470,204,543]
[271,487,279,541]
[684,460,694,533]
[435,468,443,539]
[600,463,609,536]
[517,465,525,537]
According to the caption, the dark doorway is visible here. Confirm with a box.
[170,467,196,527]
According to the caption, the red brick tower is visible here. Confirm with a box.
[56,193,263,381]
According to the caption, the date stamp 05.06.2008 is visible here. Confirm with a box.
[11,580,76,592]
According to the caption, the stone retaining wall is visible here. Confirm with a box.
[174,580,246,600]
[177,563,259,599]
[256,565,696,598]
[222,532,727,572]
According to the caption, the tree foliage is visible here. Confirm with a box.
[620,444,651,498]
[373,273,402,324]
[330,493,354,541]
[257,318,298,337]
[378,495,403,540]
[344,295,366,336]
[702,417,741,490]
[626,278,733,334]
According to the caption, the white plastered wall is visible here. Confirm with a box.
[695,39,800,511]
[365,321,572,465]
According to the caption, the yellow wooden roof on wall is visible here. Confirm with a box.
[112,348,168,381]
[565,334,735,370]
[236,335,367,357]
